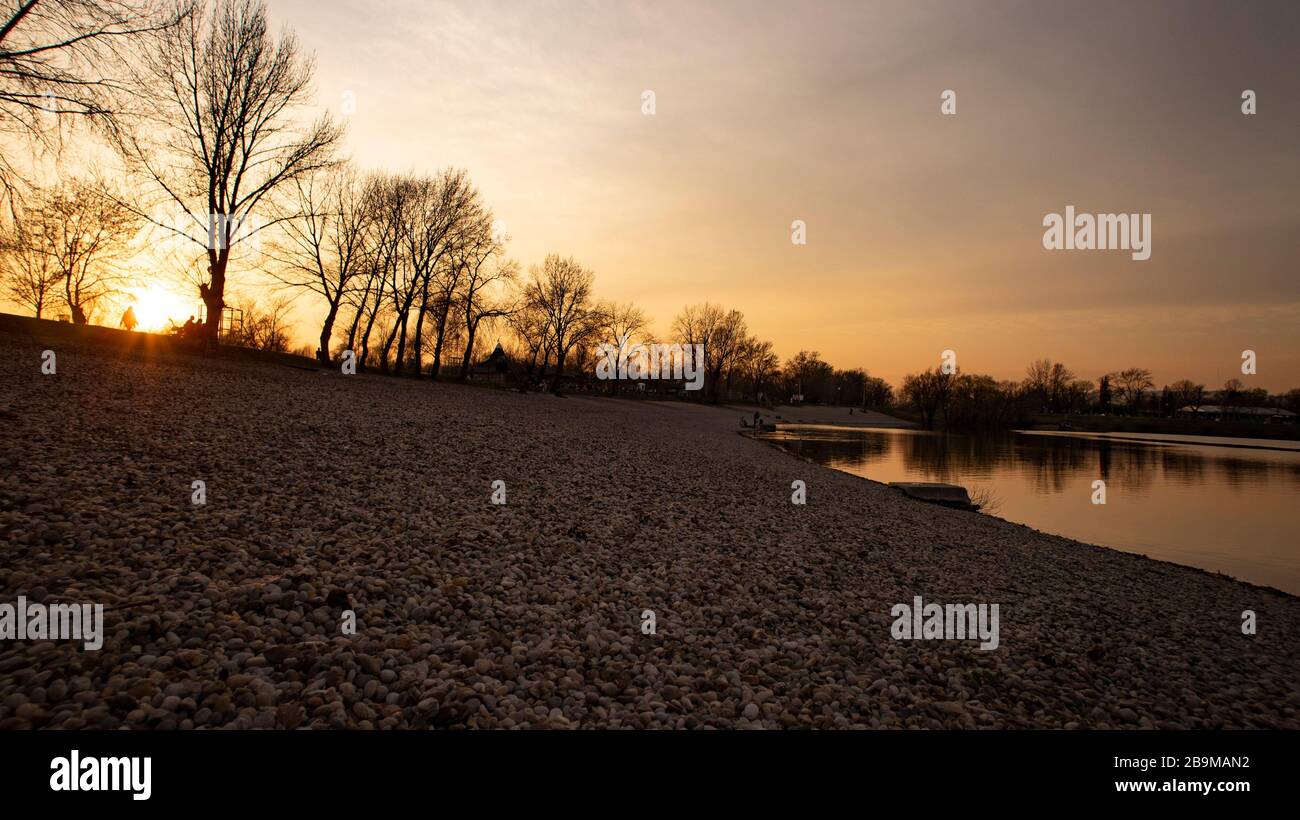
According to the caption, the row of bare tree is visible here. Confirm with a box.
[266,166,509,376]
[0,2,892,403]
[0,2,660,393]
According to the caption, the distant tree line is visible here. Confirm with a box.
[894,358,1300,432]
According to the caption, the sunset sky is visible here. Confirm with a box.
[16,0,1300,390]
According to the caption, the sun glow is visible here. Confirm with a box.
[125,285,196,332]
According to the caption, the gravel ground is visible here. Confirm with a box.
[2,331,1298,729]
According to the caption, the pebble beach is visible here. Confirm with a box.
[2,330,1298,729]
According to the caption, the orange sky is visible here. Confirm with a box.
[9,0,1300,391]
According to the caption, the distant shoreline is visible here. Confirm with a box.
[762,420,1300,454]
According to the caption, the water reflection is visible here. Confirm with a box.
[759,427,1300,595]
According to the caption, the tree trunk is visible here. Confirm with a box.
[430,300,451,381]
[379,317,397,373]
[411,278,429,376]
[345,301,363,355]
[379,300,405,374]
[203,251,229,350]
[458,317,480,381]
[65,277,87,325]
[524,346,540,382]
[394,310,409,375]
[318,297,341,364]
[359,287,383,372]
[381,287,417,374]
[551,344,567,392]
[347,271,380,356]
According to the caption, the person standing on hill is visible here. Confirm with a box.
[121,306,138,332]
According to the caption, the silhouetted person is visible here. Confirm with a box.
[120,306,138,332]
[181,316,197,340]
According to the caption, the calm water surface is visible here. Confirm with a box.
[759,426,1300,595]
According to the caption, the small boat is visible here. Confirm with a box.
[889,482,977,511]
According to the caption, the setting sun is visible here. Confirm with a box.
[125,284,195,332]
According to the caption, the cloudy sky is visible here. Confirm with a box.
[270,0,1298,388]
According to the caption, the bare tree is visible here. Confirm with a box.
[226,291,292,351]
[734,336,779,402]
[1168,379,1204,413]
[417,170,482,379]
[457,250,518,381]
[1064,379,1093,414]
[116,0,341,348]
[1114,367,1154,411]
[339,225,380,360]
[508,299,550,385]
[901,368,954,431]
[349,171,404,370]
[334,172,389,361]
[375,173,419,373]
[1221,377,1244,418]
[0,199,60,316]
[266,163,370,363]
[7,179,137,323]
[0,0,188,203]
[363,170,480,376]
[1023,358,1076,413]
[782,350,834,402]
[861,375,893,408]
[1097,373,1113,412]
[672,302,748,401]
[525,253,595,393]
[593,300,648,392]
[48,181,137,323]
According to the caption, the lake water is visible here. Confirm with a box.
[758,426,1300,596]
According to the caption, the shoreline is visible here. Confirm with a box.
[743,428,1300,602]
